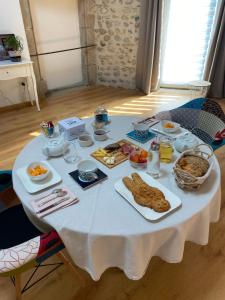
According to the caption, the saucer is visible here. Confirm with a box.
[16,161,62,194]
[69,168,108,190]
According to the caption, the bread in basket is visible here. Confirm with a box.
[173,144,214,191]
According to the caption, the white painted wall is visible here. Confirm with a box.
[29,0,82,90]
[0,0,31,107]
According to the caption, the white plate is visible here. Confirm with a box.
[16,161,62,194]
[150,122,188,138]
[114,172,182,222]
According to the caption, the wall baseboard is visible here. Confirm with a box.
[0,100,44,113]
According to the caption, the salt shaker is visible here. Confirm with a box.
[147,140,160,178]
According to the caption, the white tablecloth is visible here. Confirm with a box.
[12,116,221,280]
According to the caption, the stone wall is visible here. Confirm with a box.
[90,0,141,89]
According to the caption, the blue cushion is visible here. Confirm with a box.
[179,98,207,110]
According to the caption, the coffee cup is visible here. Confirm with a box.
[94,129,108,141]
[78,134,93,147]
[77,160,98,182]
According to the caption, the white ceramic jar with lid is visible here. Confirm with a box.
[174,133,199,153]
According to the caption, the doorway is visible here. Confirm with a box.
[29,0,83,91]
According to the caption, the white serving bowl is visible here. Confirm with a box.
[27,162,50,181]
[94,129,108,141]
[161,120,180,133]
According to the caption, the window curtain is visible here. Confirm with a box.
[136,0,164,94]
[204,0,225,98]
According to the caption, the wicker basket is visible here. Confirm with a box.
[173,144,214,191]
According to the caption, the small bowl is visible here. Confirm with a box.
[94,129,108,141]
[78,134,93,147]
[77,160,98,182]
[129,161,147,169]
[129,149,148,169]
[27,162,50,181]
[161,120,180,133]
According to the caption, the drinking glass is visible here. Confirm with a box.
[159,136,173,163]
[63,141,79,163]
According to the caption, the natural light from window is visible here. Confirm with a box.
[160,0,218,86]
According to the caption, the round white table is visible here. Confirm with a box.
[13,116,221,280]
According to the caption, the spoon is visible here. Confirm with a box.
[38,190,68,207]
[34,188,63,203]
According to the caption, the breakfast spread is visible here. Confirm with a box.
[177,155,209,177]
[122,173,170,213]
[91,139,139,168]
[21,114,214,222]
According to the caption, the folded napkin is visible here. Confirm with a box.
[31,186,79,218]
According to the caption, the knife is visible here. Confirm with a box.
[37,196,71,214]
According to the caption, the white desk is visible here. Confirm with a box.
[0,60,40,111]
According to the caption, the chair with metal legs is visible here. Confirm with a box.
[0,172,83,299]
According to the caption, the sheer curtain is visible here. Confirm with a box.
[160,0,218,87]
[136,0,164,94]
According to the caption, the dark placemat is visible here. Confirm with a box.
[69,168,108,190]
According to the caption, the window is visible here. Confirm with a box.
[160,0,218,87]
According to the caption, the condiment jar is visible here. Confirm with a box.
[94,106,109,125]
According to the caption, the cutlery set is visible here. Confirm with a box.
[31,187,78,217]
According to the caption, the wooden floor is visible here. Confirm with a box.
[0,86,225,300]
[0,85,191,170]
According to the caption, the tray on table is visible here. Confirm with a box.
[115,171,182,222]
[91,139,142,169]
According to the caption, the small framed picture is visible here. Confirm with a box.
[0,34,14,61]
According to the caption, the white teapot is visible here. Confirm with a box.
[174,133,199,153]
[42,135,69,157]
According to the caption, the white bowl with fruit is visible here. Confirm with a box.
[161,120,180,133]
[27,162,50,181]
[129,149,148,169]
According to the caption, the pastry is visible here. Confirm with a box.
[178,155,209,177]
[123,177,152,207]
[122,173,170,213]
